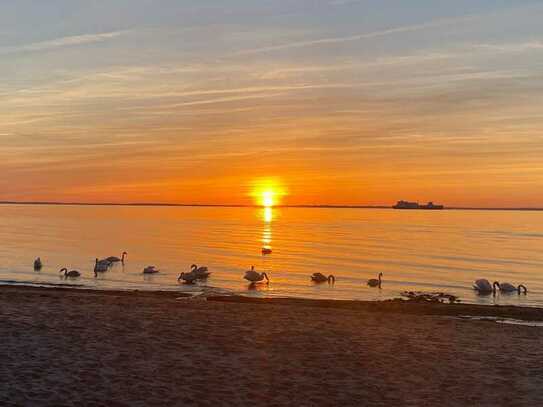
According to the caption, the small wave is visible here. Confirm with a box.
[458,315,543,327]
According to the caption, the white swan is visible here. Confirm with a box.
[178,270,198,284]
[498,282,528,294]
[34,257,42,270]
[191,264,211,279]
[97,258,112,267]
[473,279,499,294]
[367,273,383,288]
[244,266,269,284]
[311,273,335,284]
[60,268,81,278]
[143,266,160,274]
[94,258,109,274]
[106,252,127,264]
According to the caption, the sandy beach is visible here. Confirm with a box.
[2,286,543,406]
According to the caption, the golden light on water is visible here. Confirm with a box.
[264,207,273,223]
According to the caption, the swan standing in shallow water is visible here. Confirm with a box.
[473,279,500,294]
[498,282,528,294]
[106,252,127,264]
[311,273,335,284]
[367,273,383,288]
[60,268,81,278]
[143,266,160,274]
[244,266,269,284]
[34,257,42,271]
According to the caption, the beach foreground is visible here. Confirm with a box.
[1,287,543,406]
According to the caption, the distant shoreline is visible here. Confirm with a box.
[1,201,542,211]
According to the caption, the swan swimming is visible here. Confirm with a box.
[244,266,269,284]
[178,271,198,284]
[311,273,335,284]
[498,282,528,294]
[367,273,383,288]
[106,252,127,264]
[94,258,109,274]
[60,268,81,278]
[473,279,499,294]
[191,264,211,279]
[143,266,160,274]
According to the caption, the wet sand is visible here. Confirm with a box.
[1,286,543,406]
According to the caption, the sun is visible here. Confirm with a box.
[249,178,287,207]
[262,191,275,207]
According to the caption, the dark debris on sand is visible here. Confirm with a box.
[400,291,460,304]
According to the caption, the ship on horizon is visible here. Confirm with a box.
[393,200,444,210]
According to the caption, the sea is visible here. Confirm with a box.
[1,204,542,307]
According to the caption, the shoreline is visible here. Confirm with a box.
[3,284,543,321]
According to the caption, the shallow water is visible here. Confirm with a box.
[1,204,543,306]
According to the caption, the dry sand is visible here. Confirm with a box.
[1,286,543,406]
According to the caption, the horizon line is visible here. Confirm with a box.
[1,201,542,211]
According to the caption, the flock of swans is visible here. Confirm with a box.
[32,252,384,288]
[32,252,528,295]
[473,279,528,295]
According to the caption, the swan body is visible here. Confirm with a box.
[244,266,269,283]
[499,282,517,292]
[191,264,211,279]
[473,279,499,294]
[368,273,383,288]
[311,273,335,284]
[143,266,160,274]
[261,247,272,255]
[106,252,127,264]
[97,258,112,267]
[60,268,80,278]
[34,257,42,270]
[94,258,109,274]
[499,282,528,294]
[178,271,198,284]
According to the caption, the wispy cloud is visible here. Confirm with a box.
[235,15,476,55]
[473,41,543,53]
[0,31,125,55]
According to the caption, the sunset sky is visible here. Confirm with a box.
[2,1,543,207]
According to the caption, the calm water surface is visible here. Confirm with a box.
[1,205,543,307]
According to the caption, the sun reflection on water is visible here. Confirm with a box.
[262,207,273,248]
